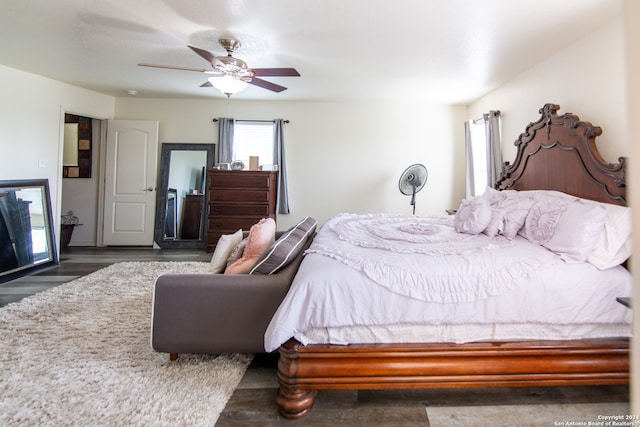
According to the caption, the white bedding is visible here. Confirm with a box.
[264,214,632,352]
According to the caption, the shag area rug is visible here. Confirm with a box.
[0,262,253,427]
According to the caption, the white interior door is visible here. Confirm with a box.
[103,120,159,246]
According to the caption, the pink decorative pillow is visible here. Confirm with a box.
[225,218,276,274]
[453,197,492,235]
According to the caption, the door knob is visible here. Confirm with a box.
[142,187,154,192]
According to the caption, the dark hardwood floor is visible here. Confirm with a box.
[0,246,210,307]
[0,247,631,426]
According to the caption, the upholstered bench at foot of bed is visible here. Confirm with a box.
[150,233,312,359]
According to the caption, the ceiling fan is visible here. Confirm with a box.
[138,38,300,97]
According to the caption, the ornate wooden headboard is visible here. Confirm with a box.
[495,103,626,206]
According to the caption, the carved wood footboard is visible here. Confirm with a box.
[276,338,629,419]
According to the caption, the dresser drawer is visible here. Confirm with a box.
[210,173,273,189]
[209,203,271,217]
[208,217,261,232]
[209,189,272,203]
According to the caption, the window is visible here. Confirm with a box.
[232,121,274,169]
[464,111,502,198]
[467,118,488,196]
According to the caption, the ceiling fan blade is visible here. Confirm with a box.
[200,81,213,87]
[188,45,224,68]
[251,68,300,77]
[248,77,287,92]
[138,63,209,73]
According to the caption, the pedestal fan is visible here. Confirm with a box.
[399,164,428,214]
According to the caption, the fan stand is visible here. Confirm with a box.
[398,163,428,215]
[410,185,418,215]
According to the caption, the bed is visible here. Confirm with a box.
[268,103,631,419]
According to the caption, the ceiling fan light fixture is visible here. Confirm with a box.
[208,74,249,97]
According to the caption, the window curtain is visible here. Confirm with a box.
[217,118,235,164]
[464,120,476,198]
[464,110,502,198]
[273,119,290,214]
[484,110,502,191]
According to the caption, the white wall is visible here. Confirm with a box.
[115,98,467,229]
[624,0,640,416]
[0,65,115,246]
[468,17,628,164]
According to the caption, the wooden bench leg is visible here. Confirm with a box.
[169,353,178,361]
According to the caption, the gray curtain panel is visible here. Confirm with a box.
[484,110,503,190]
[464,120,475,199]
[217,118,235,164]
[273,119,290,214]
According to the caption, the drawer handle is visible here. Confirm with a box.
[214,207,222,213]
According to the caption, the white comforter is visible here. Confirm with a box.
[264,214,632,352]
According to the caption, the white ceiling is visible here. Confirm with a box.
[0,0,621,103]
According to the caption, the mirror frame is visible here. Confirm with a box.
[153,143,215,249]
[0,179,59,284]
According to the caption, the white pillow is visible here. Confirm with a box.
[525,200,607,263]
[209,229,243,273]
[483,208,505,237]
[493,194,535,239]
[521,189,577,204]
[587,203,632,269]
[454,197,492,235]
[478,187,507,205]
[521,200,567,244]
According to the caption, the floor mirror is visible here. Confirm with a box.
[154,143,215,249]
[0,179,58,284]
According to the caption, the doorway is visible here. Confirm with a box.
[60,116,161,247]
[60,115,104,247]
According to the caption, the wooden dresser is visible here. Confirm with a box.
[206,170,277,251]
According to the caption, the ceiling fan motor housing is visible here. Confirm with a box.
[217,56,253,80]
[218,38,242,54]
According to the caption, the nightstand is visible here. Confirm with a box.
[616,297,631,308]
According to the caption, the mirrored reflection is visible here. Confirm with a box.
[164,150,207,240]
[0,180,58,283]
[154,144,215,249]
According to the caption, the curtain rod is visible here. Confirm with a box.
[212,118,290,123]
[472,110,501,124]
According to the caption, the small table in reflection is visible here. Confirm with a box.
[180,194,204,239]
